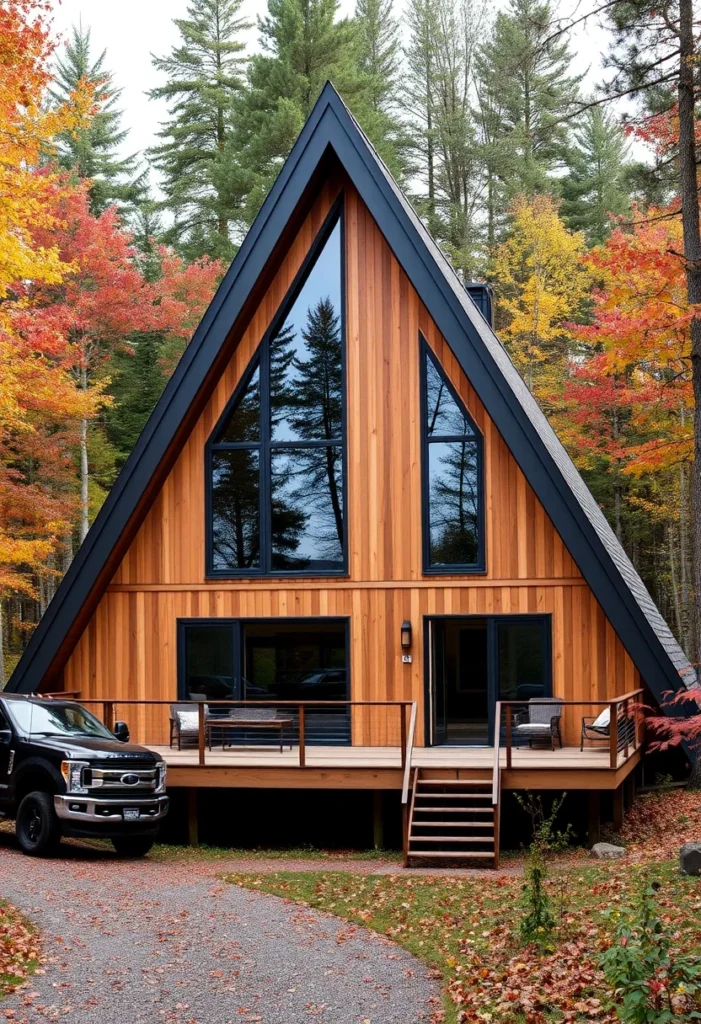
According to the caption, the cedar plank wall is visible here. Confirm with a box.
[63,181,640,746]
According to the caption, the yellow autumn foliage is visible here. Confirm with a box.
[493,195,591,402]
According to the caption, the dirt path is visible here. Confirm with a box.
[0,836,441,1024]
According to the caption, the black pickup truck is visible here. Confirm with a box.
[0,694,168,857]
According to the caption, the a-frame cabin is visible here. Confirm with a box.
[7,85,695,864]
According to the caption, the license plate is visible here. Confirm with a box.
[122,807,140,821]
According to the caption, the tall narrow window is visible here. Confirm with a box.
[207,207,346,576]
[421,338,484,572]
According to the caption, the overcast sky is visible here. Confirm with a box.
[48,0,611,188]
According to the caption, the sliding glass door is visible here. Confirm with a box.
[178,618,350,744]
[428,615,551,746]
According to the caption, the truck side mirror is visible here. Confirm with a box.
[0,728,11,746]
[114,721,130,743]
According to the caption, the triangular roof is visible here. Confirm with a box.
[7,83,695,705]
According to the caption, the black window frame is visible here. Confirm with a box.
[423,613,553,745]
[205,196,348,578]
[176,616,352,706]
[419,334,486,574]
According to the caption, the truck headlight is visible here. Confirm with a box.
[60,760,90,794]
[155,761,167,794]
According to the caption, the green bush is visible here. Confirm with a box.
[516,792,573,949]
[599,875,701,1023]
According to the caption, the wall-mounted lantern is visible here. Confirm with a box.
[400,620,412,650]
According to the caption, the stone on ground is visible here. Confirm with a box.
[680,842,701,875]
[590,842,626,860]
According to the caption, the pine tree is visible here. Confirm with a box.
[354,0,409,179]
[561,106,630,244]
[148,0,252,262]
[432,0,485,276]
[404,0,441,228]
[232,0,371,224]
[404,0,486,272]
[474,0,581,213]
[105,336,167,470]
[50,22,144,216]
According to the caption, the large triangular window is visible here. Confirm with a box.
[421,337,484,572]
[207,206,346,576]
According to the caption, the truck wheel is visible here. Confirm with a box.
[111,836,155,858]
[16,791,61,857]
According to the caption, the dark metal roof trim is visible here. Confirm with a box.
[7,83,693,709]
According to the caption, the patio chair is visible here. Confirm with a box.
[169,702,208,750]
[514,697,563,750]
[580,707,611,751]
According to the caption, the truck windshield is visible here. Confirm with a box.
[6,702,115,740]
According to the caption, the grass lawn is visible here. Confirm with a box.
[148,843,402,863]
[224,790,701,1024]
[0,901,39,998]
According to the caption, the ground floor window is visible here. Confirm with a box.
[178,618,350,745]
[427,615,551,746]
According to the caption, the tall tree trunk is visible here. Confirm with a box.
[677,0,701,667]
[679,446,691,654]
[669,523,683,640]
[613,481,623,543]
[62,533,74,574]
[425,43,435,217]
[79,365,89,543]
[79,414,89,543]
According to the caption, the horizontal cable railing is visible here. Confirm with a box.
[70,698,417,771]
[501,689,645,770]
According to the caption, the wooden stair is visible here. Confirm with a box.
[406,767,499,867]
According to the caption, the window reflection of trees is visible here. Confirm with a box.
[429,441,479,565]
[424,346,482,568]
[212,449,261,570]
[209,217,345,574]
[270,294,344,569]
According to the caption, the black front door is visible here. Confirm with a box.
[429,616,551,746]
[430,618,490,745]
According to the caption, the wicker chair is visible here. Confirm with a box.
[514,697,563,750]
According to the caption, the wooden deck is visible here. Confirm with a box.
[155,742,641,791]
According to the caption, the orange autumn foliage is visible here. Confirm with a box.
[0,0,95,599]
[565,209,692,477]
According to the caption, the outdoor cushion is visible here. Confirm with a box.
[175,710,199,735]
[227,708,278,722]
[591,708,610,730]
[516,722,553,733]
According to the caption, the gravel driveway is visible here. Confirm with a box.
[0,835,440,1024]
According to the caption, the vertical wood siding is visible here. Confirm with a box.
[62,180,640,745]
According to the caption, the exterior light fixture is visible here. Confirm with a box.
[400,621,412,650]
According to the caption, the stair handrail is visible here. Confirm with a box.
[492,700,502,869]
[401,701,418,807]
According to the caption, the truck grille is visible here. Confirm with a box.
[87,758,156,771]
[82,762,161,793]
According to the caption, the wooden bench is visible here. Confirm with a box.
[206,707,294,753]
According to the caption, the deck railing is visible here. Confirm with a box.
[492,701,503,869]
[500,689,646,770]
[400,702,418,865]
[73,698,418,770]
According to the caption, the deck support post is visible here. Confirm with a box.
[612,783,624,832]
[624,771,636,810]
[401,802,409,867]
[587,790,601,847]
[187,788,199,847]
[372,790,384,850]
